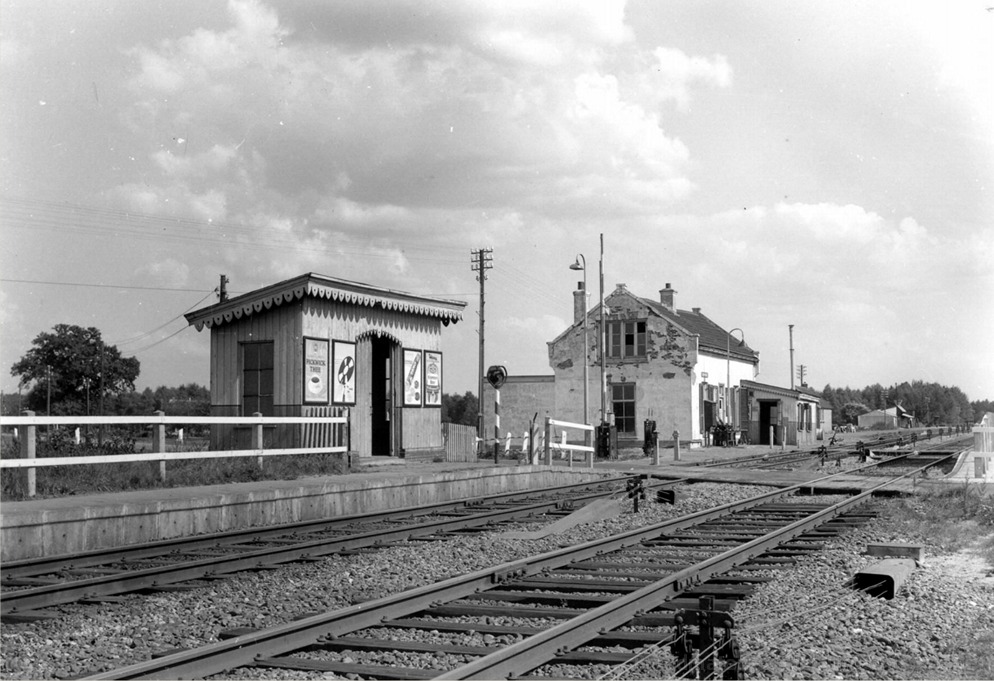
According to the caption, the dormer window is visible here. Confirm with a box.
[607,320,646,359]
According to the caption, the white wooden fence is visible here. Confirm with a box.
[1,411,348,497]
[540,416,595,468]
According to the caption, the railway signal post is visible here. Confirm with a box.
[486,365,507,464]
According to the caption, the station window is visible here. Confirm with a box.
[611,383,636,434]
[607,320,646,359]
[242,341,274,416]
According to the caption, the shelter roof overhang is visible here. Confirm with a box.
[184,272,466,331]
[741,379,821,402]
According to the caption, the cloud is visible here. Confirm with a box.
[138,258,191,289]
[651,47,733,109]
[115,0,725,240]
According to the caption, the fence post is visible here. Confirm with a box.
[563,431,571,468]
[253,412,264,469]
[21,410,36,498]
[153,410,167,483]
[769,426,775,450]
[652,432,660,465]
[543,417,552,466]
[781,425,786,452]
[672,430,681,461]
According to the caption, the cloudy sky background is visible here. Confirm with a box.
[2,0,992,405]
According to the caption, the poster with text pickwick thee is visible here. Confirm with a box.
[304,337,329,404]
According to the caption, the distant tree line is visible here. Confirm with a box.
[820,381,987,428]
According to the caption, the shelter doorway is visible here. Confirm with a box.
[369,336,395,456]
[759,400,779,445]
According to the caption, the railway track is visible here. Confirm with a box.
[701,433,970,471]
[2,476,683,622]
[80,453,955,680]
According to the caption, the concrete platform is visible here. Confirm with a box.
[2,440,975,563]
[0,462,611,562]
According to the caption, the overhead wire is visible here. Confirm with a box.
[111,290,218,347]
[0,197,469,265]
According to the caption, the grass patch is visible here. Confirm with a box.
[878,483,994,680]
[1,430,348,502]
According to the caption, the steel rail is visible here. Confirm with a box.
[3,476,671,616]
[437,456,953,679]
[1,476,634,579]
[77,458,941,680]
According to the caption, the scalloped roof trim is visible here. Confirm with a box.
[191,282,463,331]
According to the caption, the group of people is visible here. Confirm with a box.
[710,421,736,447]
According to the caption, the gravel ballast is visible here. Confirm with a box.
[2,482,992,680]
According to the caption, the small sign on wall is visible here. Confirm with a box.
[424,351,442,407]
[403,348,423,407]
[304,337,329,404]
[333,340,356,405]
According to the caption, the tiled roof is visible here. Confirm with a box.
[639,296,759,363]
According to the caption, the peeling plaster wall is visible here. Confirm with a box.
[548,291,700,443]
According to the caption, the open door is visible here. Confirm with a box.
[759,400,778,445]
[369,335,394,456]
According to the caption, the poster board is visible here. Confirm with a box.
[332,340,356,405]
[303,337,329,404]
[403,348,423,407]
[423,350,442,407]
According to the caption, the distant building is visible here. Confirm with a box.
[484,282,762,447]
[858,405,915,430]
[185,273,465,461]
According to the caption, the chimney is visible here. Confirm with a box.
[573,281,586,325]
[659,283,676,313]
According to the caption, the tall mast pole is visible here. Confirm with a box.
[471,248,493,453]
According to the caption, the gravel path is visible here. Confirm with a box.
[2,482,992,680]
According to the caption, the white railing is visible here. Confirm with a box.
[541,416,595,468]
[1,411,348,497]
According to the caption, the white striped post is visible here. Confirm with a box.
[493,388,500,464]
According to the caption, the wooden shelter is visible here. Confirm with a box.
[185,273,465,461]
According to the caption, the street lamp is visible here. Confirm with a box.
[569,255,588,428]
[726,328,745,426]
[598,234,606,425]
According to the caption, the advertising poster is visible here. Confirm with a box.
[332,340,356,405]
[403,348,423,406]
[303,338,329,404]
[423,351,442,407]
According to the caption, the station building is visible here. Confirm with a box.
[185,273,465,461]
[484,282,764,449]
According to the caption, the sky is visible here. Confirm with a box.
[1,0,992,405]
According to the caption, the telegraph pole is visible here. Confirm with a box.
[789,324,795,390]
[471,248,493,453]
[796,364,807,387]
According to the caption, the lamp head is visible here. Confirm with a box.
[569,257,584,271]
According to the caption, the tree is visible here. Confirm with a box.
[10,324,140,415]
[441,391,478,426]
[839,402,869,426]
